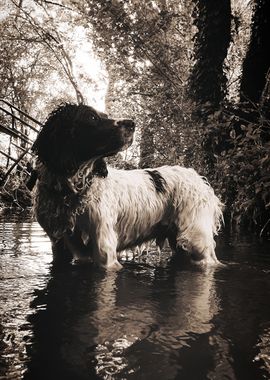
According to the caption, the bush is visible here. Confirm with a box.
[199,105,270,236]
[0,166,32,210]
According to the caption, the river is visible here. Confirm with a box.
[0,212,270,379]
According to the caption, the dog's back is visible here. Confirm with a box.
[81,165,223,264]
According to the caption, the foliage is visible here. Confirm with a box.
[0,0,269,237]
[185,0,270,235]
[191,104,270,235]
[0,167,32,209]
[0,0,101,119]
[72,0,195,167]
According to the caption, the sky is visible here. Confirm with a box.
[71,26,108,111]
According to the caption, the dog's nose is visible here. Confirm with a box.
[116,119,135,132]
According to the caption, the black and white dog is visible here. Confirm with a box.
[32,103,223,269]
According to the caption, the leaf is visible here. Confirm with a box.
[230,129,236,139]
[255,185,261,194]
[260,155,269,164]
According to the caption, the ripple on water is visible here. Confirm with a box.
[0,217,51,380]
[1,216,270,380]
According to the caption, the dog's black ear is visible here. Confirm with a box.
[32,127,52,162]
[32,104,78,175]
[32,123,67,174]
[92,158,108,178]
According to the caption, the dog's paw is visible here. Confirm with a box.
[106,260,123,271]
[191,257,225,268]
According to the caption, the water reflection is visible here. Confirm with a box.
[0,217,51,380]
[23,261,223,379]
[255,325,270,374]
[1,217,270,380]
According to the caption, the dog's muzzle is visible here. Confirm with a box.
[115,119,135,148]
[115,119,135,132]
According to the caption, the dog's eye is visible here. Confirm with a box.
[89,113,99,121]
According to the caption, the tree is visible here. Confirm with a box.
[0,0,89,118]
[0,0,100,206]
[189,0,231,111]
[72,0,194,167]
[240,0,270,108]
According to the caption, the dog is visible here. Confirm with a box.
[31,103,223,269]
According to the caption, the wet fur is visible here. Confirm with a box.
[33,103,223,269]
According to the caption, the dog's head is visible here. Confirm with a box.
[32,103,135,176]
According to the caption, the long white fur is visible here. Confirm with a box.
[64,165,223,269]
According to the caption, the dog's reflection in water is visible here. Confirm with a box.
[25,261,232,380]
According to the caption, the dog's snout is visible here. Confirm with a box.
[116,119,135,132]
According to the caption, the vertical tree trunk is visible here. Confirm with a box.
[189,0,231,110]
[240,0,270,105]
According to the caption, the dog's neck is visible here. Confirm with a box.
[36,158,108,212]
[39,161,97,199]
[69,163,95,193]
[34,158,108,193]
[34,160,108,240]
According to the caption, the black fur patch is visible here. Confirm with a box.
[145,170,166,194]
[92,158,108,178]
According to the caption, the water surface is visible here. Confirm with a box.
[0,213,270,379]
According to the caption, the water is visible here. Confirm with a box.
[0,213,270,380]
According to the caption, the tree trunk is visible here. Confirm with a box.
[189,0,231,110]
[240,0,270,105]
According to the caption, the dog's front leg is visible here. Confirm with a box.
[93,227,122,270]
[63,231,93,263]
[51,238,73,263]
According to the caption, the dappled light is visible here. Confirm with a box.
[1,0,270,379]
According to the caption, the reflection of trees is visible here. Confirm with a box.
[213,265,270,380]
[255,326,270,374]
[0,219,51,379]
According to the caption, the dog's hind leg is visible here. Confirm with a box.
[176,207,220,266]
[156,224,179,254]
[185,232,218,265]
